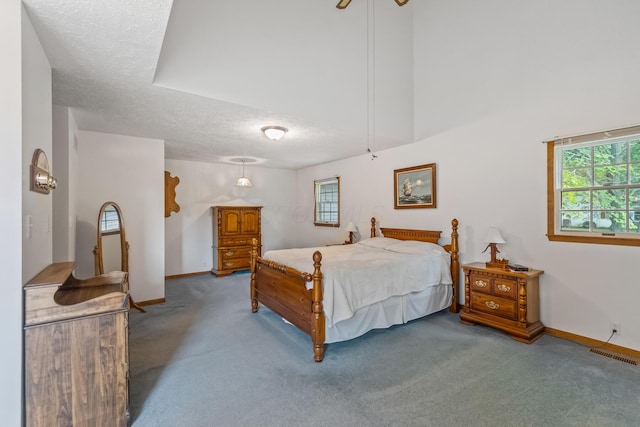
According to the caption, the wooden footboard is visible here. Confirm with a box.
[250,218,460,362]
[250,242,325,361]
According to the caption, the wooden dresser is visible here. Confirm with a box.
[24,262,130,427]
[460,262,545,343]
[212,206,262,277]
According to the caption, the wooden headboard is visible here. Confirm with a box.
[368,217,442,244]
[379,227,441,244]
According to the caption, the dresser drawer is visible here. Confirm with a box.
[220,257,250,270]
[471,293,517,320]
[221,237,259,247]
[220,247,250,261]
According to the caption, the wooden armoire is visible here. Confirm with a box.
[211,206,262,277]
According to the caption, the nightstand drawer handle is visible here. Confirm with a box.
[225,251,235,256]
[224,262,234,267]
[497,284,511,292]
[485,301,500,310]
[474,280,488,288]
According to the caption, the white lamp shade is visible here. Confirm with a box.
[345,222,358,232]
[483,227,506,244]
[235,176,252,187]
[261,126,288,141]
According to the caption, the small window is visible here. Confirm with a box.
[547,124,640,246]
[314,177,340,227]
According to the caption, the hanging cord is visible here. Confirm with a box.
[366,0,377,160]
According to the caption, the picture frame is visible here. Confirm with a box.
[394,163,436,209]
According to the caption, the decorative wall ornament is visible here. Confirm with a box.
[164,171,180,217]
[336,0,409,9]
[30,149,57,194]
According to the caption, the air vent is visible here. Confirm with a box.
[589,348,639,366]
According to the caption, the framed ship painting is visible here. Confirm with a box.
[394,163,436,209]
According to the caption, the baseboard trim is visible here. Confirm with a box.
[165,271,211,280]
[545,327,640,360]
[137,297,165,307]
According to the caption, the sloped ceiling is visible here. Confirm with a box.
[23,0,414,169]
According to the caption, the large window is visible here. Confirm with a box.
[547,125,640,246]
[314,177,340,227]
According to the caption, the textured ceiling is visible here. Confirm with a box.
[23,0,414,169]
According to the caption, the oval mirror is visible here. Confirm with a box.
[94,202,128,276]
[93,201,145,312]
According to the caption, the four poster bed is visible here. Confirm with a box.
[249,218,459,362]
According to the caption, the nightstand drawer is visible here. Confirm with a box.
[471,293,517,320]
[469,274,491,293]
[493,278,517,299]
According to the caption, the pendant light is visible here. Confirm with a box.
[236,159,253,187]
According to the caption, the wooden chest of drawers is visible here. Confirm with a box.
[460,262,545,343]
[212,206,262,277]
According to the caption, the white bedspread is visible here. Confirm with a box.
[262,243,452,327]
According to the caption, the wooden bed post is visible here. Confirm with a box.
[449,219,460,313]
[370,217,376,238]
[310,251,325,362]
[250,238,259,313]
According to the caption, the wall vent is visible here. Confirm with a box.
[589,348,639,366]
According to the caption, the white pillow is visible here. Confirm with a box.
[356,237,401,249]
[384,240,448,256]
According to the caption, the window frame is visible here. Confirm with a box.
[314,176,340,227]
[547,125,640,247]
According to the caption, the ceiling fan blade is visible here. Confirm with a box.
[395,0,410,5]
[336,0,352,9]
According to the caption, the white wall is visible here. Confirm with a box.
[0,1,24,423]
[164,159,297,276]
[52,105,79,262]
[21,5,52,283]
[76,130,165,302]
[295,0,640,352]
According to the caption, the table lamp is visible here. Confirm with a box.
[345,222,358,244]
[482,227,508,269]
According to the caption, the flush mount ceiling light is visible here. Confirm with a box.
[336,0,409,9]
[261,126,288,141]
[235,159,253,187]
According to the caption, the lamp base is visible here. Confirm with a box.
[486,259,509,270]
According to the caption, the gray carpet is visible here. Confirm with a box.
[129,273,639,426]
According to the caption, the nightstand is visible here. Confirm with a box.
[460,262,545,343]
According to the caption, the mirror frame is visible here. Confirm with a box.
[93,201,129,276]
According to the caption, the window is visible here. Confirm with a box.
[314,177,340,227]
[547,124,640,246]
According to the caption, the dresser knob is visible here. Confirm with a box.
[497,284,511,292]
[475,280,487,288]
[485,301,499,310]
[225,262,234,267]
[225,251,234,256]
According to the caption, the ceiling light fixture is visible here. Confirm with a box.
[261,126,288,141]
[235,159,253,187]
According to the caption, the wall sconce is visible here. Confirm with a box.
[345,222,358,244]
[261,126,288,141]
[482,227,508,269]
[235,159,253,187]
[30,149,57,194]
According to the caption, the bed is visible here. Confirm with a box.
[249,218,459,362]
